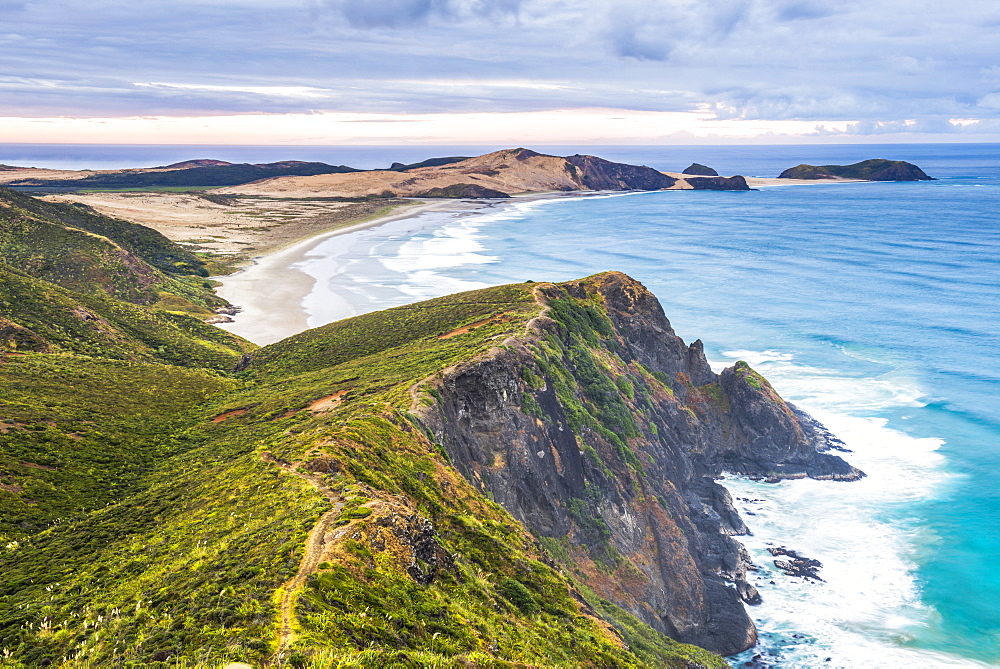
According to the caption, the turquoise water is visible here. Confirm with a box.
[297,144,1000,666]
[6,142,999,666]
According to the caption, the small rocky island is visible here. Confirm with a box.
[778,158,933,181]
[683,163,720,176]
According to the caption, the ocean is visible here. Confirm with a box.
[4,142,998,667]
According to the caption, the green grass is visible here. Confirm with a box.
[0,186,226,311]
[0,275,730,667]
[0,354,238,543]
[247,283,538,381]
[0,266,254,368]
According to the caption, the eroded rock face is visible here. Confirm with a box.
[686,175,751,191]
[347,497,455,586]
[419,272,861,656]
[0,318,52,352]
[564,154,678,190]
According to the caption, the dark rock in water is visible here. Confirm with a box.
[419,272,862,656]
[768,547,823,580]
[778,159,933,181]
[683,163,719,176]
[564,154,678,190]
[412,183,511,198]
[742,654,774,668]
[687,175,751,191]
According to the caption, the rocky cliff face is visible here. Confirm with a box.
[419,272,861,656]
[564,154,677,190]
[686,175,751,191]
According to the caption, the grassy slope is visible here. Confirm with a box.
[0,187,224,313]
[0,354,239,543]
[0,187,205,276]
[0,280,726,668]
[0,266,254,369]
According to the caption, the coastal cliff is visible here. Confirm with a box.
[1,261,860,666]
[419,273,861,655]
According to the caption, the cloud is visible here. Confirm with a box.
[340,0,434,27]
[335,0,521,28]
[0,0,998,141]
[775,1,834,21]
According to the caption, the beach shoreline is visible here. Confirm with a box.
[212,198,469,344]
[213,193,572,345]
[211,182,867,346]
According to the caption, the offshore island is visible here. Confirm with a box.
[0,148,929,667]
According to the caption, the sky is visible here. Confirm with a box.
[1,0,999,144]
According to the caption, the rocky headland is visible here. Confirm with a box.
[417,272,862,655]
[0,147,753,195]
[0,185,865,669]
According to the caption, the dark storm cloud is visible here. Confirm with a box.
[1,0,998,136]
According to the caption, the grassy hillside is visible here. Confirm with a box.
[0,354,238,544]
[0,279,727,668]
[0,266,254,368]
[0,186,225,313]
[0,187,206,276]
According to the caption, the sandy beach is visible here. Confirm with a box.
[210,179,870,346]
[212,198,500,344]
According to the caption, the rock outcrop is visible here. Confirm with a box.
[564,154,677,190]
[419,272,861,656]
[412,183,510,198]
[686,175,751,191]
[683,163,719,176]
[778,159,933,181]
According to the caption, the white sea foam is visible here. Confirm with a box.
[294,196,572,326]
[715,351,982,667]
[297,193,625,325]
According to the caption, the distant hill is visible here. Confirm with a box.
[6,161,360,190]
[156,159,233,169]
[223,147,694,197]
[388,156,470,171]
[778,159,933,181]
[1,149,757,195]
